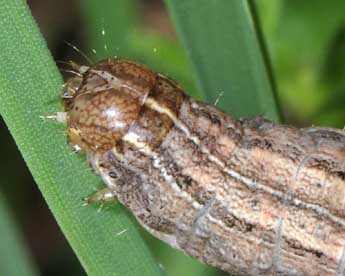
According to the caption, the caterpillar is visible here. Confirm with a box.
[49,58,345,276]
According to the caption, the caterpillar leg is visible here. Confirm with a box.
[40,112,67,123]
[83,187,117,205]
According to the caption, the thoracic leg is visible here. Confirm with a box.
[40,112,67,123]
[83,187,117,205]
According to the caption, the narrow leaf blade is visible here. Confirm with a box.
[0,1,162,275]
[164,0,280,121]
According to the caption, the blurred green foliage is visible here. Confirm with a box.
[256,0,345,127]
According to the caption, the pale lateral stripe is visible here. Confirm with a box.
[223,159,345,226]
[145,97,202,146]
[122,132,153,156]
[206,211,257,244]
[144,97,345,226]
[121,132,202,209]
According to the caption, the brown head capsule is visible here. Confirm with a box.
[63,59,184,153]
[53,58,345,276]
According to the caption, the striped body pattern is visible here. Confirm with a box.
[62,59,345,276]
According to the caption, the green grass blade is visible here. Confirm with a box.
[164,0,280,121]
[0,1,162,275]
[0,192,39,276]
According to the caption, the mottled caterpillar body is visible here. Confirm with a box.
[51,59,345,276]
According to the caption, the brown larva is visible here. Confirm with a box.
[49,58,345,276]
